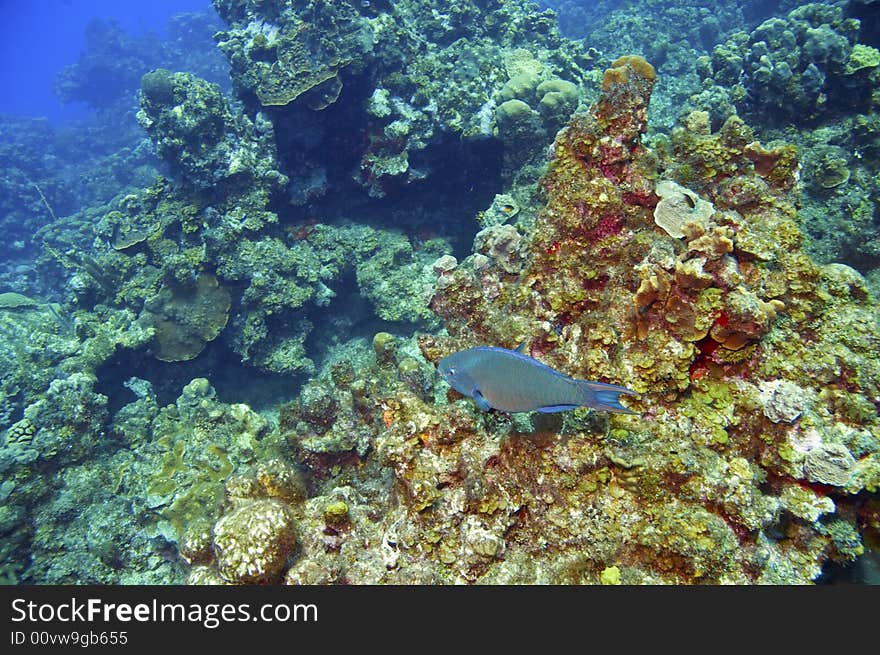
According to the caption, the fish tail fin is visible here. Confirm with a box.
[576,380,639,414]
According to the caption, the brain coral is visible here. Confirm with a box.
[213,498,297,584]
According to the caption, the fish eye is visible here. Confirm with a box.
[447,367,456,377]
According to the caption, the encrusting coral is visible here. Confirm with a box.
[141,273,231,362]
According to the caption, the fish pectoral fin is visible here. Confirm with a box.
[472,389,492,412]
[536,404,579,413]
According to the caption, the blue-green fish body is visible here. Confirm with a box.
[438,346,637,414]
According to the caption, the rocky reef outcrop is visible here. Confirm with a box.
[179,56,880,584]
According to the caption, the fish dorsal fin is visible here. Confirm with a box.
[514,341,527,354]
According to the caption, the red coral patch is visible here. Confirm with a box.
[590,215,624,241]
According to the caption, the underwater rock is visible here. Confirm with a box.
[495,100,546,155]
[118,377,277,560]
[806,147,851,190]
[298,381,338,429]
[845,43,880,74]
[137,69,287,195]
[211,223,445,371]
[417,53,880,583]
[474,224,526,274]
[397,356,434,398]
[372,331,397,366]
[212,0,593,195]
[355,237,444,326]
[255,458,307,505]
[22,372,108,466]
[214,3,371,108]
[432,255,458,276]
[708,286,785,351]
[479,194,521,229]
[779,483,835,522]
[330,359,356,389]
[431,255,459,292]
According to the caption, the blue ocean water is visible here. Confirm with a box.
[0,0,878,587]
[0,0,211,123]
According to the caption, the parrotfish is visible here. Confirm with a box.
[438,345,638,414]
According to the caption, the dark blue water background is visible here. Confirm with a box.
[0,0,211,123]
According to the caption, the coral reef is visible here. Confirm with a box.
[181,55,880,585]
[3,1,879,587]
[0,295,152,430]
[214,0,372,109]
[682,2,880,289]
[137,69,286,195]
[185,457,305,584]
[758,112,880,287]
[211,0,596,196]
[56,16,229,111]
[421,54,879,582]
[0,11,229,275]
[701,3,880,124]
[572,0,758,133]
[1,372,285,583]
